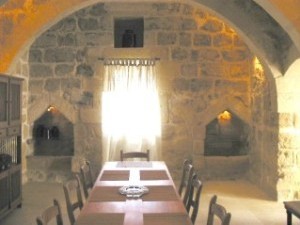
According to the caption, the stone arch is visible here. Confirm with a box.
[0,0,297,78]
[192,0,299,76]
[198,95,250,138]
[254,0,300,54]
[1,0,300,200]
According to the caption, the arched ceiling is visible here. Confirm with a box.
[0,0,299,77]
[193,0,299,77]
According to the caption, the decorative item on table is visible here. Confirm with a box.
[119,185,149,198]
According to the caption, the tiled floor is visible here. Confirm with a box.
[0,179,296,225]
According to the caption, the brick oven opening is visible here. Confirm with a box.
[32,106,74,156]
[204,110,249,156]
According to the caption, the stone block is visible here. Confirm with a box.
[89,3,107,16]
[157,32,177,45]
[32,33,57,47]
[76,64,94,77]
[181,63,198,77]
[233,35,247,47]
[181,18,197,30]
[44,79,61,91]
[44,48,76,62]
[30,64,53,77]
[50,18,77,32]
[227,62,250,77]
[179,32,191,47]
[55,64,74,76]
[144,31,156,45]
[29,80,44,93]
[193,33,211,46]
[61,78,81,90]
[171,48,189,60]
[58,33,76,46]
[29,49,42,62]
[215,80,248,93]
[193,49,221,61]
[190,79,213,92]
[78,18,99,31]
[201,18,223,32]
[144,17,160,30]
[172,78,189,92]
[78,32,112,46]
[200,62,222,77]
[222,49,249,62]
[213,33,232,47]
[153,3,181,15]
[78,91,93,106]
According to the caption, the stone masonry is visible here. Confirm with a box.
[11,2,289,200]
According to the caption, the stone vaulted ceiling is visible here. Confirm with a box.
[194,0,299,76]
[0,0,299,77]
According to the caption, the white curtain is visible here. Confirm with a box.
[101,59,161,162]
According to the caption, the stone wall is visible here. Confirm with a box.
[248,62,279,199]
[23,3,254,182]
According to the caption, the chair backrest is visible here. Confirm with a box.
[179,162,195,206]
[120,149,150,161]
[80,160,94,199]
[178,159,194,196]
[186,174,203,224]
[36,199,63,225]
[63,175,84,225]
[207,195,231,225]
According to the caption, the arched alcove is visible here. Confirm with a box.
[33,106,74,156]
[205,110,249,156]
[26,96,77,182]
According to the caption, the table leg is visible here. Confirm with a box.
[287,210,292,225]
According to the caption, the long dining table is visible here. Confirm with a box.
[74,161,193,225]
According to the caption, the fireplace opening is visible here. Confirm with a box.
[204,110,249,156]
[33,106,74,156]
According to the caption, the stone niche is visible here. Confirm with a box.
[205,110,249,156]
[202,110,250,180]
[33,106,74,156]
[27,106,74,182]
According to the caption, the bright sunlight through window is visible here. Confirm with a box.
[101,59,161,162]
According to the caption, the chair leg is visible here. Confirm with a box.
[287,210,292,225]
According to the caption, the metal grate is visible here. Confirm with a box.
[0,136,18,163]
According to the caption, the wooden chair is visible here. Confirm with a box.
[36,199,63,225]
[63,175,84,225]
[186,173,203,224]
[178,159,194,199]
[178,159,194,206]
[207,195,231,225]
[80,160,94,199]
[120,149,150,161]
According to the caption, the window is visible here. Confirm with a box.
[101,58,161,161]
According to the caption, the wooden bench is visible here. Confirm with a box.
[284,201,300,225]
